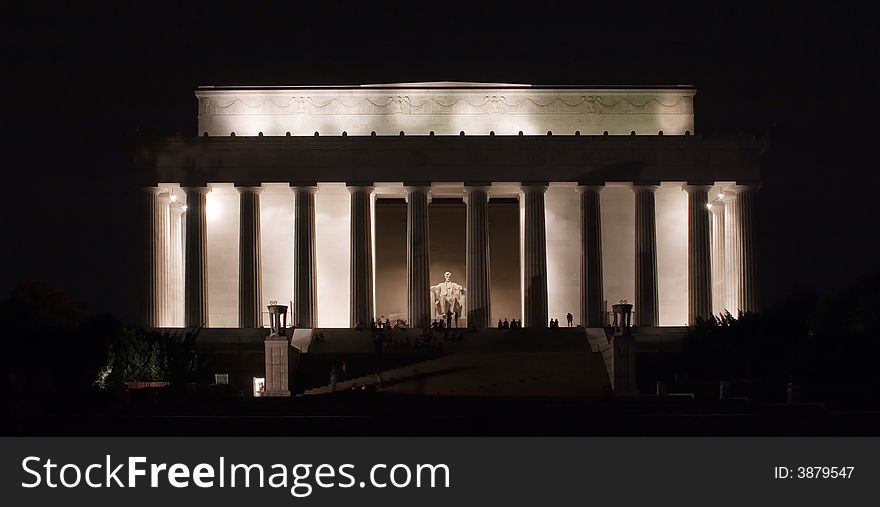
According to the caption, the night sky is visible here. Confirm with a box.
[6,2,878,324]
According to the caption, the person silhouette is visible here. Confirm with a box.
[566,312,573,327]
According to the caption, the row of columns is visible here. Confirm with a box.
[147,181,759,330]
[366,181,756,328]
[402,185,499,329]
[629,183,760,326]
[166,185,319,329]
[709,185,761,317]
[144,189,185,328]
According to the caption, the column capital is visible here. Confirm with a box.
[682,183,713,193]
[169,200,186,216]
[577,183,605,193]
[234,184,264,194]
[289,183,318,193]
[180,180,209,189]
[632,182,660,193]
[464,180,492,188]
[720,190,738,203]
[520,182,548,193]
[346,181,375,190]
[404,185,431,203]
[463,184,490,194]
[182,186,210,194]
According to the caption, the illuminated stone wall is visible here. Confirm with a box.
[545,184,581,325]
[195,83,695,137]
[259,184,294,326]
[206,184,239,327]
[601,186,635,319]
[315,183,351,327]
[655,184,688,326]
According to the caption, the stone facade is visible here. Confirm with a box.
[142,83,763,329]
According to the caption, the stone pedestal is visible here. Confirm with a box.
[263,335,291,397]
[611,334,638,395]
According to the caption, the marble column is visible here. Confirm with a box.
[464,186,491,328]
[633,184,659,327]
[685,184,713,325]
[736,184,761,313]
[144,188,163,328]
[349,185,374,328]
[156,192,171,327]
[522,184,548,328]
[709,200,726,317]
[292,185,317,328]
[579,185,604,327]
[184,186,209,328]
[168,198,185,327]
[237,186,263,328]
[405,186,431,328]
[721,190,741,314]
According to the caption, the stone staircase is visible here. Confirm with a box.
[304,328,611,397]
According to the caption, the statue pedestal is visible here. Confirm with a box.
[611,334,638,395]
[263,336,291,397]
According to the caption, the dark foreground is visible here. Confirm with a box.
[4,390,880,436]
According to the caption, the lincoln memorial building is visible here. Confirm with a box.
[142,82,762,332]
